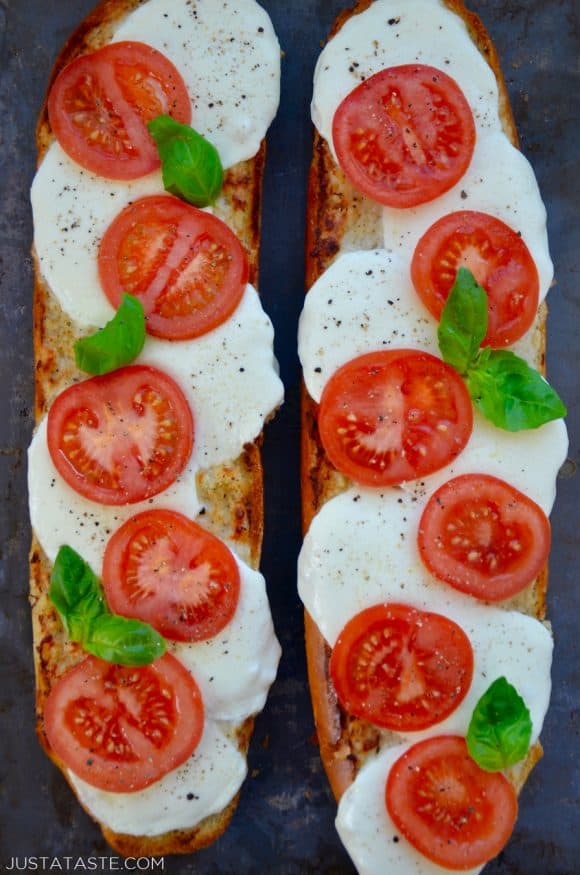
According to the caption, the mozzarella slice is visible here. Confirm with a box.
[31,142,163,328]
[28,417,201,574]
[336,743,484,875]
[138,285,283,469]
[382,133,553,302]
[298,486,552,744]
[69,719,246,837]
[298,250,438,402]
[112,0,280,169]
[312,0,502,157]
[170,557,281,722]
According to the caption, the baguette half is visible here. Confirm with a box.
[31,0,274,856]
[302,0,549,815]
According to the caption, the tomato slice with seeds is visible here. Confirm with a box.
[47,365,193,506]
[386,736,518,869]
[418,474,550,602]
[332,65,476,208]
[44,654,204,792]
[318,349,473,487]
[48,41,191,180]
[330,604,473,732]
[103,509,241,642]
[99,195,248,340]
[411,211,540,347]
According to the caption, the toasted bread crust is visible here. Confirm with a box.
[31,0,270,856]
[302,0,548,805]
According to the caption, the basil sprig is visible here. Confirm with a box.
[148,115,223,207]
[75,294,145,376]
[466,677,532,772]
[50,546,165,666]
[438,268,567,430]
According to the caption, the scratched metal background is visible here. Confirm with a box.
[0,0,578,872]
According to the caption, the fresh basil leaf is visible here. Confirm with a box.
[50,546,106,639]
[75,294,145,376]
[467,349,567,430]
[467,677,532,772]
[50,545,165,665]
[437,267,488,373]
[148,115,223,207]
[85,614,166,667]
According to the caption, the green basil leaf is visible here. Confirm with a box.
[85,614,166,666]
[437,267,488,373]
[467,677,532,772]
[50,546,106,639]
[467,349,567,430]
[74,294,145,376]
[148,115,223,207]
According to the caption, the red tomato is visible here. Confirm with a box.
[411,211,540,346]
[332,65,476,208]
[418,474,550,602]
[47,365,193,506]
[44,654,204,792]
[103,509,241,642]
[330,604,473,732]
[386,736,518,869]
[98,196,248,340]
[48,42,191,180]
[318,349,473,487]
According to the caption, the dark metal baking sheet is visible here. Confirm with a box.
[0,0,578,872]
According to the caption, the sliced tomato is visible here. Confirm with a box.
[418,474,550,601]
[48,41,191,180]
[386,736,518,869]
[47,365,193,506]
[411,211,540,346]
[103,509,241,642]
[330,604,473,732]
[332,65,476,208]
[98,196,248,340]
[318,349,473,487]
[44,654,203,792]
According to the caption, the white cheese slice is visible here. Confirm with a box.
[170,557,281,722]
[312,0,502,158]
[69,719,246,836]
[336,742,484,875]
[382,133,553,302]
[298,486,552,744]
[112,0,281,169]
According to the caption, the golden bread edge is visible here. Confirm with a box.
[31,0,270,856]
[301,0,549,803]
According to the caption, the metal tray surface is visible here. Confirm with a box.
[0,0,577,872]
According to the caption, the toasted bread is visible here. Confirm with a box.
[31,0,273,857]
[302,0,549,816]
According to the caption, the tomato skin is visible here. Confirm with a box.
[330,604,473,732]
[48,42,191,180]
[333,65,476,208]
[411,211,540,347]
[98,195,248,340]
[318,349,473,487]
[47,365,193,506]
[386,736,518,870]
[44,654,204,792]
[103,509,241,642]
[418,474,550,601]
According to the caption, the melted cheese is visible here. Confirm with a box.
[170,557,281,722]
[336,743,484,875]
[312,0,502,158]
[112,0,280,169]
[382,133,553,302]
[298,486,552,744]
[69,719,246,837]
